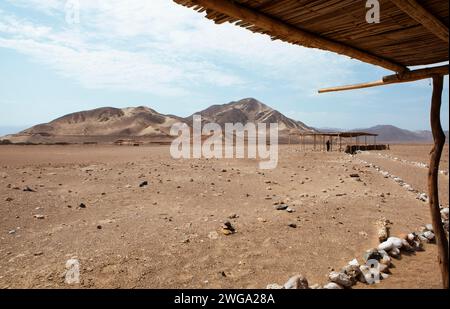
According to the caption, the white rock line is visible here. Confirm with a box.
[267,223,447,289]
[366,151,449,176]
[264,153,450,289]
[265,151,449,289]
[356,156,430,203]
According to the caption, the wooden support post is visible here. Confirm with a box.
[339,135,342,152]
[428,74,449,289]
[314,135,316,151]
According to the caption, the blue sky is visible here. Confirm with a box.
[0,0,448,135]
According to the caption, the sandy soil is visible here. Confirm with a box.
[0,144,447,289]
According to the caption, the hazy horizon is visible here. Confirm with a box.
[1,98,449,137]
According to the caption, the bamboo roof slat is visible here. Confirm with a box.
[174,0,449,70]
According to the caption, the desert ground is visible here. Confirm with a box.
[0,144,448,289]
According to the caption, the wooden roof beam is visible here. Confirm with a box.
[174,0,408,73]
[390,0,449,43]
[318,64,449,93]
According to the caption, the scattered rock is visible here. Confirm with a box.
[348,259,360,267]
[79,203,87,209]
[275,204,288,211]
[381,273,390,280]
[34,214,45,219]
[378,240,394,252]
[228,214,239,219]
[288,223,297,229]
[423,231,435,242]
[425,224,434,232]
[418,234,428,242]
[328,271,353,288]
[359,265,382,284]
[222,221,236,235]
[341,264,361,284]
[400,239,415,252]
[23,186,36,192]
[388,237,403,249]
[283,275,309,289]
[388,247,401,258]
[441,208,449,220]
[375,218,390,242]
[363,249,391,266]
[5,197,13,202]
[349,174,360,178]
[97,225,102,230]
[139,181,149,188]
[417,193,428,202]
[286,207,295,213]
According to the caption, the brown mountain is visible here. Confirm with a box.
[2,98,316,144]
[4,106,183,144]
[185,98,315,133]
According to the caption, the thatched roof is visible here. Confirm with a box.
[174,0,448,73]
[292,132,378,137]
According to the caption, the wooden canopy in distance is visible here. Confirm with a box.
[300,132,378,138]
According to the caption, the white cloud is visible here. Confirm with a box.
[0,0,361,97]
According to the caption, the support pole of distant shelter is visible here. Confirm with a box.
[428,74,449,289]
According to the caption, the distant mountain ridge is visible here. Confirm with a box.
[317,125,449,143]
[1,98,315,144]
[2,99,447,144]
[17,106,183,137]
[186,98,314,132]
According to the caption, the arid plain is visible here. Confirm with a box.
[0,144,448,289]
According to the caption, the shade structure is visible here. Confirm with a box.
[174,0,448,72]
